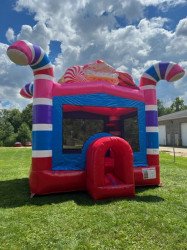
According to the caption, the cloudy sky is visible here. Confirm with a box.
[0,0,187,109]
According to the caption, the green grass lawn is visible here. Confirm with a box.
[0,148,186,250]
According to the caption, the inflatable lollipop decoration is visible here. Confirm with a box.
[20,82,33,98]
[140,62,185,166]
[140,62,185,86]
[7,40,54,160]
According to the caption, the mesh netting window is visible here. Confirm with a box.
[63,111,104,153]
[62,106,140,153]
[122,111,139,151]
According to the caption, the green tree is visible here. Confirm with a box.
[0,119,17,146]
[170,97,187,112]
[7,109,22,133]
[0,104,32,146]
[0,108,22,132]
[157,99,172,116]
[164,107,172,115]
[4,133,18,147]
[157,97,187,117]
[17,123,31,145]
[157,99,166,116]
[0,109,9,121]
[21,104,32,130]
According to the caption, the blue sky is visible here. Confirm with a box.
[0,1,61,61]
[0,1,35,42]
[0,0,187,109]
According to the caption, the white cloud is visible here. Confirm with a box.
[176,17,187,36]
[1,0,187,109]
[166,36,187,56]
[17,22,52,53]
[166,18,187,57]
[139,0,187,8]
[5,28,15,42]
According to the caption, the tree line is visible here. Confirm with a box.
[0,97,186,146]
[157,97,187,117]
[0,104,32,146]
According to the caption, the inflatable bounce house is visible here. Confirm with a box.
[7,40,185,200]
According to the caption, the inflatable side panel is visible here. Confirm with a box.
[29,170,86,195]
[86,136,135,200]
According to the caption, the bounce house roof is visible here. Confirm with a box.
[52,81,145,102]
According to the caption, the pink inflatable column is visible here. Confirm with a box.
[7,40,54,173]
[140,62,185,167]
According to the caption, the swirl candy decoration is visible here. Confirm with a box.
[59,60,120,85]
[63,65,87,83]
[139,62,185,166]
[20,82,33,98]
[7,40,54,163]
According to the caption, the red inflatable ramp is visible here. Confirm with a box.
[86,136,135,200]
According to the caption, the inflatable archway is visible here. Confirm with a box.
[87,136,135,200]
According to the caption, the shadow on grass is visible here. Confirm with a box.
[0,178,164,208]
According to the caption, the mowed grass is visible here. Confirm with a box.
[0,148,186,250]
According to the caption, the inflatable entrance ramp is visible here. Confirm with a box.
[86,136,135,200]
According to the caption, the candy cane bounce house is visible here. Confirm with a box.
[7,40,185,200]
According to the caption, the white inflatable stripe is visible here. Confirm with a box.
[154,63,161,80]
[34,74,54,81]
[165,63,174,79]
[23,85,32,96]
[146,127,159,132]
[33,98,52,106]
[147,148,159,155]
[145,105,157,111]
[29,83,33,94]
[32,124,52,131]
[32,150,52,158]
[141,85,156,90]
[85,70,118,78]
[142,72,157,82]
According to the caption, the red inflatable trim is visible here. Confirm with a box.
[32,157,52,171]
[29,170,86,195]
[134,165,160,186]
[147,154,159,166]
